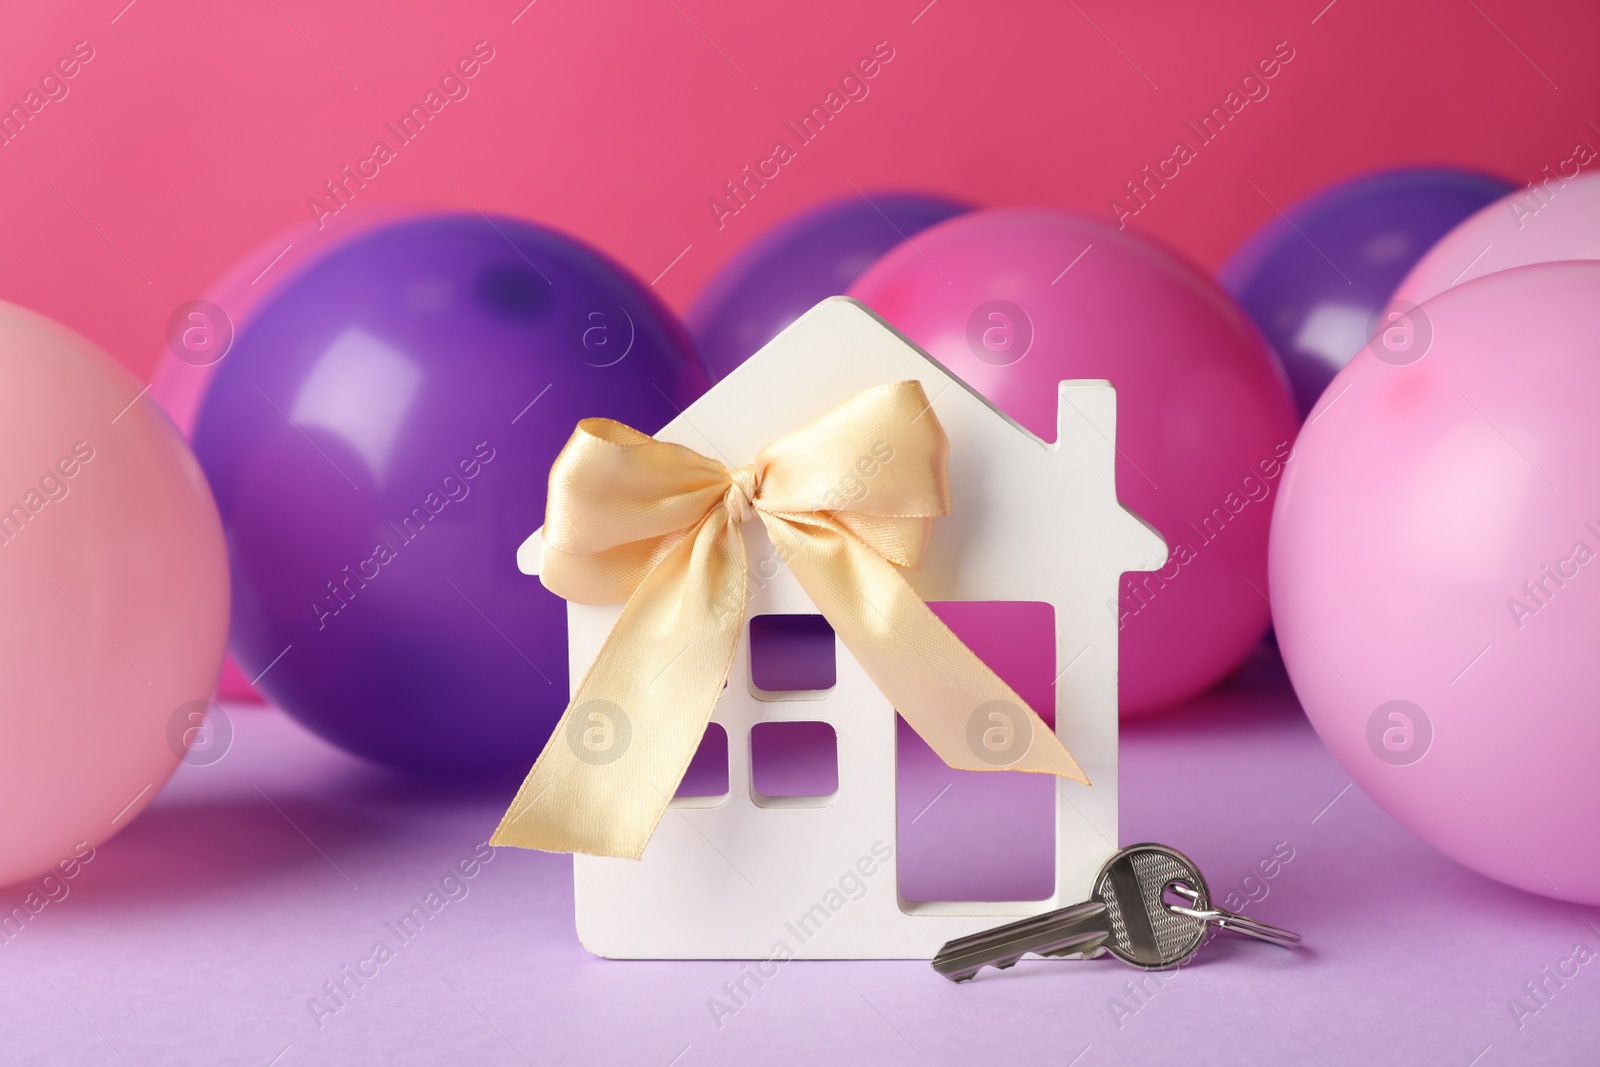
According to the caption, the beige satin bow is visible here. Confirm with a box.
[491,380,1087,860]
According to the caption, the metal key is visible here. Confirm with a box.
[932,843,1300,981]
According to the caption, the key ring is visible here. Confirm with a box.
[1164,882,1303,949]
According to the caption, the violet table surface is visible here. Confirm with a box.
[3,650,1597,1066]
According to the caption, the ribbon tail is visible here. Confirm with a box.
[491,513,748,858]
[765,515,1089,785]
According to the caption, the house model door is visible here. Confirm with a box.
[518,298,1167,959]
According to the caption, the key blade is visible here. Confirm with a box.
[933,902,1107,966]
[1033,930,1112,960]
[935,900,1108,958]
[932,901,1108,982]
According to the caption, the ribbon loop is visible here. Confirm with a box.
[493,380,1088,860]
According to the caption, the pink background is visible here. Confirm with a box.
[3,0,1598,385]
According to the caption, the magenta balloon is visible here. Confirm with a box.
[193,215,707,776]
[850,208,1296,715]
[1272,261,1600,904]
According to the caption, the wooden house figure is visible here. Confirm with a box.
[516,297,1166,959]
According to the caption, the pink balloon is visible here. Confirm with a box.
[1271,262,1600,904]
[149,205,410,701]
[850,208,1296,714]
[1394,170,1600,307]
[0,301,228,888]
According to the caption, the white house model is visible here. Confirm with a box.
[516,297,1166,959]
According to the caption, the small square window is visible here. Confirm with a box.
[751,721,837,799]
[749,614,836,695]
[675,722,729,798]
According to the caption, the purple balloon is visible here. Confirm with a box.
[689,192,969,381]
[194,215,707,775]
[1219,167,1511,419]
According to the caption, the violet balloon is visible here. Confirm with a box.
[1219,167,1511,419]
[193,215,708,775]
[689,192,968,381]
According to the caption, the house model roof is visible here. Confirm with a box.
[517,296,1165,599]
